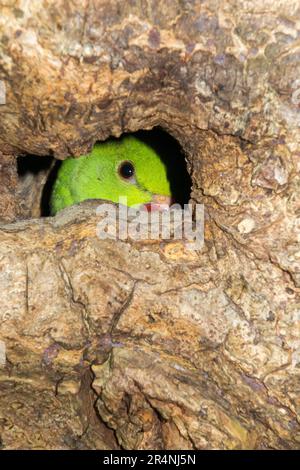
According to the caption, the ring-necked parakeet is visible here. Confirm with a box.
[50,135,173,215]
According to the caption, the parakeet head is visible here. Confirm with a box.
[50,134,173,215]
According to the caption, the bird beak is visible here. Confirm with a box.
[143,194,173,212]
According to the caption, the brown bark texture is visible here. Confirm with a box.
[0,0,300,449]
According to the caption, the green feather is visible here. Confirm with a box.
[50,135,171,215]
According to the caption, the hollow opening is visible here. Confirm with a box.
[17,127,192,218]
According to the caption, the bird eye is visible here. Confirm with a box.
[118,161,135,180]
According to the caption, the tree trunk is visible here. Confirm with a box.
[0,0,299,449]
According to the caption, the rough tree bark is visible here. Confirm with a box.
[0,0,299,449]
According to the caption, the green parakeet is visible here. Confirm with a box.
[50,135,173,216]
